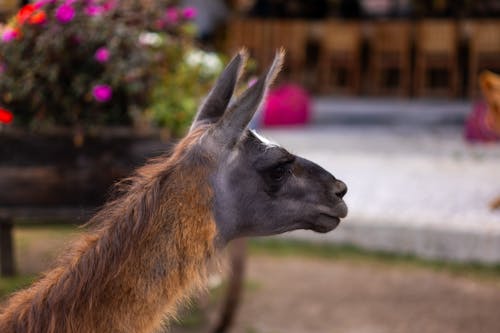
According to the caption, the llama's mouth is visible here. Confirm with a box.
[311,214,341,233]
[311,201,348,233]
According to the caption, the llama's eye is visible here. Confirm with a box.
[258,156,295,189]
[268,165,287,182]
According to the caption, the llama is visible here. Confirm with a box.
[0,50,348,333]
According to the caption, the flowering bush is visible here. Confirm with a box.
[148,48,223,136]
[0,0,215,135]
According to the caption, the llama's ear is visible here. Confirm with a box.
[190,50,247,131]
[215,49,284,144]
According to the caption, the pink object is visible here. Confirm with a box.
[102,0,117,11]
[165,8,179,24]
[262,84,311,127]
[94,47,110,63]
[92,84,112,102]
[247,77,258,87]
[182,7,197,19]
[33,0,53,9]
[55,4,75,24]
[1,28,19,43]
[85,5,104,16]
[464,101,500,142]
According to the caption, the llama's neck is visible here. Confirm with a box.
[0,153,217,333]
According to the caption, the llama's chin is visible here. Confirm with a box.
[311,214,341,233]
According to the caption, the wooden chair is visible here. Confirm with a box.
[226,18,270,71]
[319,20,362,94]
[226,19,309,83]
[267,20,309,83]
[468,20,500,97]
[226,18,245,55]
[369,21,412,96]
[414,20,459,97]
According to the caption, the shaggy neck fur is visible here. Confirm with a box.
[0,129,217,333]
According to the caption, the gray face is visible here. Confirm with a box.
[190,50,347,245]
[211,130,347,242]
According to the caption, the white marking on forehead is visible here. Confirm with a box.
[250,130,280,148]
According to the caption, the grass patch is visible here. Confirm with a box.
[0,275,37,300]
[0,224,82,300]
[249,238,500,282]
[174,304,205,329]
[15,224,80,245]
[14,224,82,275]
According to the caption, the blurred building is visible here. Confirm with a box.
[224,0,500,98]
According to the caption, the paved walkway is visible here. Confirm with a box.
[261,98,500,263]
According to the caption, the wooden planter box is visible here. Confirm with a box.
[0,127,170,210]
[0,127,171,275]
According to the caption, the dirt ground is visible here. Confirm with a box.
[228,256,500,333]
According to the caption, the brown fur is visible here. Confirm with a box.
[479,71,500,210]
[0,127,217,333]
[491,196,500,210]
[480,70,500,135]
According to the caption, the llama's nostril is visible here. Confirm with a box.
[334,180,347,198]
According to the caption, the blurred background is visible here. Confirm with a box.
[1,0,500,332]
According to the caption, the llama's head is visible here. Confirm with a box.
[189,50,347,245]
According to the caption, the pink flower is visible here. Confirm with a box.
[182,7,197,19]
[1,27,20,43]
[85,1,115,16]
[55,4,75,24]
[92,84,112,102]
[85,5,104,16]
[94,47,109,63]
[155,19,165,29]
[33,1,44,10]
[33,0,53,10]
[165,8,179,24]
[102,0,117,12]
